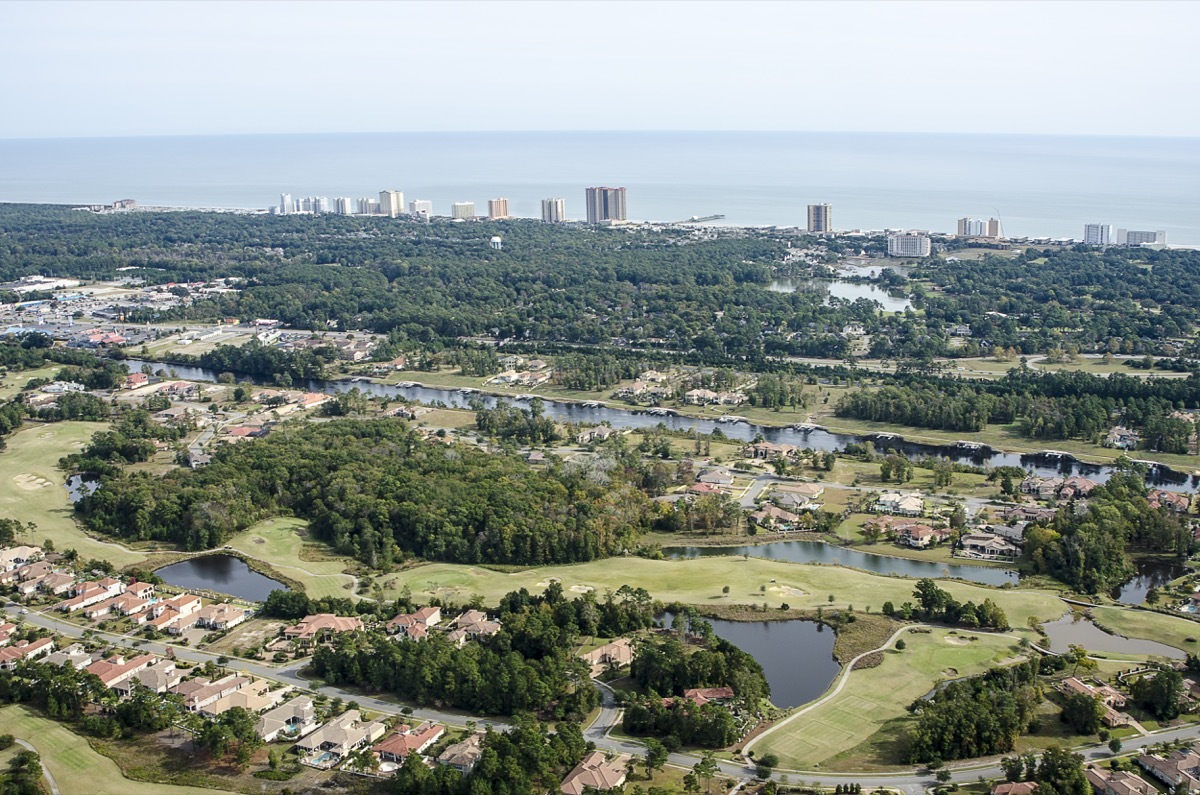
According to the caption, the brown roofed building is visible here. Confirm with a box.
[561,751,630,795]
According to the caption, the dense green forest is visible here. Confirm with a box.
[8,205,1200,369]
[837,368,1200,443]
[905,660,1042,763]
[312,584,657,719]
[1024,472,1191,593]
[75,419,654,565]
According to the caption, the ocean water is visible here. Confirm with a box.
[1,131,1197,244]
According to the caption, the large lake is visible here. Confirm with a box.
[767,278,912,312]
[156,554,285,603]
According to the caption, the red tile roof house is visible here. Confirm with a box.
[682,686,735,706]
[284,614,365,646]
[0,637,54,670]
[0,622,15,647]
[385,607,442,639]
[372,722,445,767]
[991,783,1038,795]
[86,653,157,690]
[56,577,126,612]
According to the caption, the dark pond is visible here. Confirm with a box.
[664,540,1019,586]
[121,358,1197,491]
[660,612,840,709]
[65,473,99,502]
[156,554,285,603]
[767,278,912,312]
[1112,558,1191,605]
[1041,613,1185,660]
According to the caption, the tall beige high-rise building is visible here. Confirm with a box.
[541,198,566,223]
[585,187,627,223]
[379,190,405,218]
[986,217,1001,239]
[487,198,509,220]
[807,203,832,233]
[451,202,476,220]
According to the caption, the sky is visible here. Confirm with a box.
[1,0,1197,139]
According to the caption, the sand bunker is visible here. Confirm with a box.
[569,584,594,594]
[13,474,52,490]
[942,667,960,677]
[769,585,807,597]
[252,537,266,544]
[944,637,971,646]
[535,577,562,588]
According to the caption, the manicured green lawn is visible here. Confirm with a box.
[226,518,358,600]
[0,704,238,795]
[755,628,1024,770]
[0,421,146,566]
[378,555,1065,630]
[0,365,62,400]
[1090,606,1200,653]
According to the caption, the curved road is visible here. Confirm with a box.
[10,603,1200,793]
[14,738,60,795]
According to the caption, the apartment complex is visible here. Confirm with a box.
[378,190,405,218]
[487,198,509,220]
[541,197,566,223]
[807,203,832,233]
[887,232,932,257]
[585,187,627,223]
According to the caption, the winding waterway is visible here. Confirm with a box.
[1041,613,1185,660]
[120,358,1197,491]
[664,540,1019,586]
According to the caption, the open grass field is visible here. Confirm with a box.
[378,555,1065,630]
[1089,606,1200,653]
[225,518,358,600]
[0,704,239,795]
[0,365,62,400]
[756,628,1025,770]
[0,421,147,566]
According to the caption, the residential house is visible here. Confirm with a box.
[1020,476,1064,499]
[175,674,250,713]
[749,504,803,531]
[560,750,630,795]
[57,577,126,612]
[124,659,183,695]
[697,469,735,487]
[295,710,386,767]
[201,679,283,718]
[684,388,720,405]
[577,426,614,445]
[372,722,445,764]
[876,491,924,517]
[0,623,14,647]
[0,546,43,572]
[641,370,670,383]
[746,441,799,461]
[1060,677,1131,728]
[38,571,76,597]
[897,524,947,549]
[687,482,724,496]
[1086,767,1157,795]
[580,638,634,674]
[0,637,54,669]
[958,532,1021,560]
[146,593,203,634]
[1105,426,1140,451]
[1002,505,1057,524]
[196,603,250,631]
[615,381,646,399]
[124,372,150,389]
[257,695,317,742]
[43,643,95,671]
[386,606,441,637]
[448,610,501,646]
[682,687,735,706]
[992,784,1038,795]
[438,733,484,773]
[1138,749,1200,792]
[86,653,157,690]
[1150,490,1192,514]
[284,614,365,646]
[1060,476,1100,500]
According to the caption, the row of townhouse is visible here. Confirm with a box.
[386,607,501,645]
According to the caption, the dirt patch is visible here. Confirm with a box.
[944,636,971,646]
[252,537,265,544]
[12,474,52,490]
[941,667,959,677]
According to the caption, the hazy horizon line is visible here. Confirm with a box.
[3,129,1199,143]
